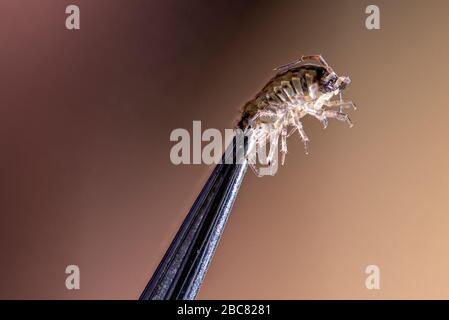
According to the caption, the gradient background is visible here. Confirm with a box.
[1,0,449,299]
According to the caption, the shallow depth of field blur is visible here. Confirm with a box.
[1,0,449,299]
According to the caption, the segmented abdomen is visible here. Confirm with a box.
[238,66,324,129]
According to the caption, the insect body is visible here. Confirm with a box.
[238,55,356,176]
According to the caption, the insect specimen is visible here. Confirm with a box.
[238,55,356,176]
[144,55,356,299]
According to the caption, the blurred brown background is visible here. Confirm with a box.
[1,0,449,299]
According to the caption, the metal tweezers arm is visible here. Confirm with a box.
[140,137,248,300]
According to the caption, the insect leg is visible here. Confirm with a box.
[266,133,276,166]
[322,110,354,128]
[324,100,357,110]
[246,123,272,177]
[245,131,264,177]
[287,126,297,137]
[267,152,279,176]
[303,106,329,129]
[339,92,344,113]
[292,113,310,154]
[249,110,278,128]
[248,162,263,177]
[263,123,280,175]
[321,116,329,129]
[280,125,288,165]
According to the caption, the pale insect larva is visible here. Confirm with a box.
[237,55,356,177]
